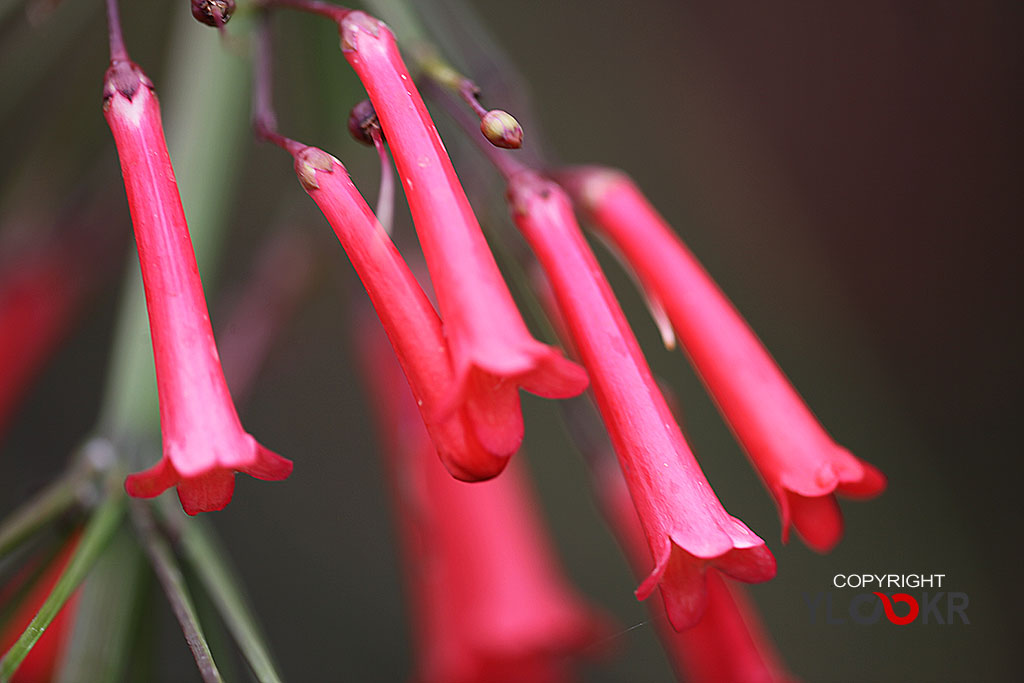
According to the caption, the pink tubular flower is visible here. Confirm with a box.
[103,58,291,514]
[286,141,504,479]
[596,458,796,682]
[557,167,885,552]
[357,311,608,683]
[507,170,775,631]
[338,12,588,462]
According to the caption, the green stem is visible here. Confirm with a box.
[0,488,124,682]
[180,518,284,683]
[0,453,93,561]
[54,525,146,683]
[188,567,240,683]
[130,502,222,683]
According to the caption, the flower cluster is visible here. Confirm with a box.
[0,0,886,679]
[116,0,880,662]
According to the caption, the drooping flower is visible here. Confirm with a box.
[284,140,505,479]
[338,12,588,463]
[103,57,291,514]
[507,170,775,630]
[357,309,608,682]
[557,167,885,552]
[595,456,796,682]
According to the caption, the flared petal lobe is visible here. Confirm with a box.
[291,145,507,480]
[358,311,608,683]
[558,167,885,551]
[338,13,587,470]
[104,61,290,514]
[596,459,796,682]
[507,171,775,630]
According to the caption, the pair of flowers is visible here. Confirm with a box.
[103,5,883,634]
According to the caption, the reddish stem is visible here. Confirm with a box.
[424,79,526,179]
[261,0,349,22]
[371,130,395,235]
[105,0,129,62]
[458,81,488,119]
[250,13,303,157]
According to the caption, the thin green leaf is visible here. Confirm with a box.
[129,502,222,683]
[54,525,147,683]
[0,439,111,562]
[180,517,284,683]
[0,490,124,682]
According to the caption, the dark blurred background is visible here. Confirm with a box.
[1,0,1020,681]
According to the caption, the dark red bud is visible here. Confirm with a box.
[347,99,380,146]
[191,0,234,27]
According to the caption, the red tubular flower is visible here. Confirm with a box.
[0,534,82,682]
[357,311,608,683]
[287,141,503,479]
[596,458,796,682]
[507,170,775,630]
[338,12,588,464]
[103,59,291,514]
[557,167,885,552]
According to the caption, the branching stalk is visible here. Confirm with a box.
[129,502,222,683]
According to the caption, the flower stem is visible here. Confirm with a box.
[251,11,278,141]
[105,0,128,62]
[422,77,525,179]
[54,525,147,683]
[129,501,223,683]
[372,130,395,234]
[261,0,349,22]
[179,518,284,683]
[0,487,124,682]
[250,12,304,157]
[0,466,84,561]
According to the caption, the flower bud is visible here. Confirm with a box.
[191,0,234,27]
[480,109,523,149]
[347,99,379,146]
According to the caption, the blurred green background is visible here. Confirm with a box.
[1,0,1019,680]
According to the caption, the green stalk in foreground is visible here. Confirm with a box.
[0,438,115,565]
[0,489,124,682]
[181,517,283,683]
[54,526,146,683]
[130,502,223,683]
